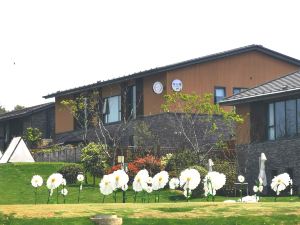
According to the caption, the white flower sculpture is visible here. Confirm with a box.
[31,175,43,188]
[111,169,129,190]
[31,175,43,204]
[46,173,63,204]
[61,188,68,196]
[99,175,114,196]
[152,171,169,191]
[179,169,201,200]
[238,175,245,183]
[133,169,149,192]
[203,171,226,198]
[169,178,180,190]
[47,173,63,191]
[271,173,290,196]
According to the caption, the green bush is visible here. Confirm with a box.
[164,150,198,175]
[23,127,42,148]
[190,165,208,197]
[57,164,84,184]
[81,142,109,185]
[213,159,237,190]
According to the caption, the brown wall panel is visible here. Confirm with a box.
[166,51,298,99]
[236,104,251,145]
[143,73,167,115]
[55,97,74,134]
[102,84,121,98]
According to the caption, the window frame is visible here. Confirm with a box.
[103,95,121,124]
[214,86,226,104]
[267,98,300,140]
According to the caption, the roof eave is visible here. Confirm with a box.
[220,89,300,106]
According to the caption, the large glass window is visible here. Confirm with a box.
[103,96,121,124]
[214,87,226,103]
[268,99,300,140]
[268,103,275,140]
[275,101,285,139]
[286,100,296,136]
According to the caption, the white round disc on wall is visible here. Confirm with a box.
[172,79,183,92]
[153,81,164,94]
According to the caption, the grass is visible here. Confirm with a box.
[1,203,300,224]
[1,162,300,224]
[0,162,298,205]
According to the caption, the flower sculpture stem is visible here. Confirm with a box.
[122,190,126,203]
[34,187,37,205]
[56,188,59,204]
[186,188,190,202]
[77,185,81,203]
[47,190,51,204]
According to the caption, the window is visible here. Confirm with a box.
[275,101,285,138]
[233,87,247,95]
[268,99,300,140]
[268,103,275,140]
[127,85,136,119]
[214,87,226,103]
[103,96,121,124]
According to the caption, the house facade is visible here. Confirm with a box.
[221,70,300,190]
[0,103,55,152]
[44,45,300,150]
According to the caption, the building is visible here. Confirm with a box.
[0,103,55,152]
[43,45,300,150]
[220,70,300,190]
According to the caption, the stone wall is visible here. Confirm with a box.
[55,113,232,153]
[237,137,300,194]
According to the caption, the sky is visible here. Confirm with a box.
[1,0,300,110]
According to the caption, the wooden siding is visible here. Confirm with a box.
[166,51,298,99]
[236,104,251,145]
[143,73,167,115]
[55,97,74,134]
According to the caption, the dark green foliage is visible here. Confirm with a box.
[164,150,198,175]
[81,142,109,185]
[57,164,84,184]
[213,159,237,190]
[23,127,42,148]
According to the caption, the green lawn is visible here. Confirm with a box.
[0,162,297,205]
[1,163,300,225]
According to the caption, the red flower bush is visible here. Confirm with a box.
[107,155,161,182]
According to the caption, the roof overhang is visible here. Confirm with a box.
[220,88,300,106]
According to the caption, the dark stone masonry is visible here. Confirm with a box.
[237,137,300,193]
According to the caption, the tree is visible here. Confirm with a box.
[81,142,109,185]
[61,87,142,165]
[161,93,243,163]
[23,127,42,148]
[14,105,25,111]
[0,105,7,114]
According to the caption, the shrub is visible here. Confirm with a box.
[133,155,161,176]
[57,164,84,184]
[23,127,42,148]
[164,150,198,175]
[81,142,109,185]
[108,162,139,182]
[107,155,161,181]
[213,159,237,190]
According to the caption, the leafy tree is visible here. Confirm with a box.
[81,142,109,185]
[0,105,7,114]
[61,89,142,165]
[161,93,243,163]
[14,105,25,111]
[23,127,42,148]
